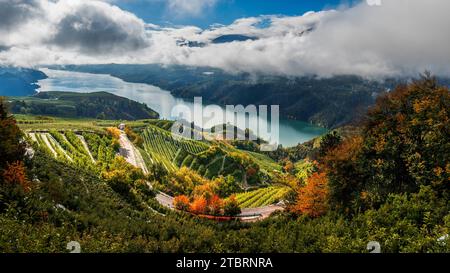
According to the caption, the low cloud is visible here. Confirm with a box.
[1,0,450,79]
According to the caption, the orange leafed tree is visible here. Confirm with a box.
[190,196,208,215]
[293,172,329,217]
[173,195,190,211]
[208,194,223,215]
[106,127,121,139]
[2,161,31,192]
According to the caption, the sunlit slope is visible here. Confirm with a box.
[140,125,281,186]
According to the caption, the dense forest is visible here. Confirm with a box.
[0,75,449,253]
[8,91,159,120]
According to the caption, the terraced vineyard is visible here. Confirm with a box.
[141,125,283,186]
[142,126,251,182]
[242,150,282,172]
[27,130,117,170]
[234,186,290,208]
[141,126,209,172]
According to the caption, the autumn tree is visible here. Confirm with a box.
[0,99,30,209]
[364,75,448,192]
[318,130,342,157]
[193,182,217,201]
[283,160,295,174]
[173,195,190,211]
[101,156,147,200]
[293,172,329,217]
[0,97,25,170]
[2,161,31,193]
[125,126,143,147]
[165,167,209,196]
[106,127,121,139]
[323,136,365,211]
[215,175,240,198]
[190,196,208,215]
[324,74,450,212]
[208,194,223,215]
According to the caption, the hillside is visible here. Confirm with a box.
[1,76,449,253]
[8,91,159,120]
[0,67,47,96]
[14,114,285,206]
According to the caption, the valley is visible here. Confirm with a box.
[53,64,401,128]
[17,114,290,221]
[0,73,449,254]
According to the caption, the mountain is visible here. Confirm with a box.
[176,34,259,48]
[0,67,47,96]
[211,34,258,44]
[8,91,159,120]
[54,64,401,128]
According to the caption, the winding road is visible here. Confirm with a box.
[119,133,148,174]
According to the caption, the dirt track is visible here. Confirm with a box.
[77,134,95,163]
[240,205,284,221]
[119,133,148,174]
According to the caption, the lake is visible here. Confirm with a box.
[38,68,327,147]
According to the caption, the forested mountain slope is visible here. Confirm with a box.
[8,91,159,120]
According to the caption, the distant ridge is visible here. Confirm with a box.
[8,91,159,120]
[0,67,47,96]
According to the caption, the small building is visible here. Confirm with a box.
[118,123,126,130]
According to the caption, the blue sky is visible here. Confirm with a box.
[115,0,360,27]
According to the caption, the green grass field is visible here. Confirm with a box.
[15,114,155,132]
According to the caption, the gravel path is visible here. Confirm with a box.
[119,133,148,174]
[156,192,175,209]
[240,205,284,221]
[47,134,73,162]
[41,133,57,158]
[76,134,96,163]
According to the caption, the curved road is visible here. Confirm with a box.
[119,133,148,174]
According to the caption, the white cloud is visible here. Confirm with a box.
[1,0,450,79]
[166,0,218,17]
[0,0,149,59]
